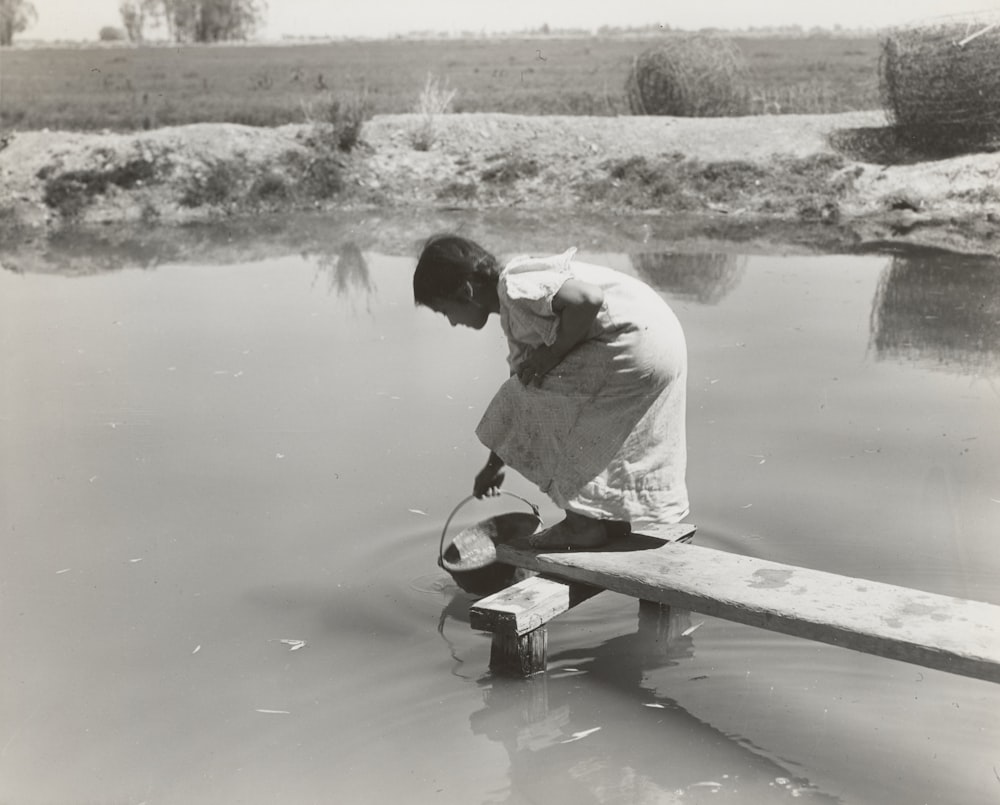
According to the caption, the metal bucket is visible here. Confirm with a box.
[438,493,542,597]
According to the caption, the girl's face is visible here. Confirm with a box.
[430,283,490,330]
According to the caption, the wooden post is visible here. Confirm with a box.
[638,600,695,665]
[638,600,691,641]
[490,628,548,676]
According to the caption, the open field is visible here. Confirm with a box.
[0,35,882,131]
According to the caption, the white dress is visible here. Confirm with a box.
[475,248,689,529]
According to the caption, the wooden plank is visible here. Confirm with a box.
[470,575,604,636]
[493,529,1000,684]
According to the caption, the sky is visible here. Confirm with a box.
[17,0,1000,42]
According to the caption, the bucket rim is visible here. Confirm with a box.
[437,492,542,569]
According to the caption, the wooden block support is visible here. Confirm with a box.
[472,574,604,676]
[487,524,1000,684]
[471,575,604,636]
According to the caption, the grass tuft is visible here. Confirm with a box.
[302,87,374,152]
[411,73,457,151]
[179,161,240,208]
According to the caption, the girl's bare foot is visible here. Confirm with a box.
[529,512,609,549]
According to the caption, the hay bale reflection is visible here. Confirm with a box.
[631,252,746,304]
[870,252,1000,375]
[311,241,375,306]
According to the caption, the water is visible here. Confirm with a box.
[2,218,999,804]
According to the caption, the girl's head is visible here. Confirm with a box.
[413,235,500,329]
[413,235,499,306]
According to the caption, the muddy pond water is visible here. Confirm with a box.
[2,214,999,804]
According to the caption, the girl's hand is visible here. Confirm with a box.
[474,464,505,498]
[516,344,561,386]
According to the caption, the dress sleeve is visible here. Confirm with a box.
[501,268,567,347]
[499,249,577,350]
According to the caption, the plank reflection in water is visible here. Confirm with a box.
[870,250,1000,375]
[630,251,747,304]
[469,604,839,803]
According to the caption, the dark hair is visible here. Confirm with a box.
[413,234,499,307]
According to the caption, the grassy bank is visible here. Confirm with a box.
[0,34,881,131]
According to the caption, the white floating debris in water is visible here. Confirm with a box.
[56,568,71,575]
[279,639,307,651]
[560,727,601,743]
[550,667,587,679]
[275,453,285,459]
[408,509,428,516]
[192,645,201,654]
[643,703,666,709]
[129,558,143,563]
[681,622,704,637]
[741,503,753,509]
[255,709,290,714]
[691,781,722,789]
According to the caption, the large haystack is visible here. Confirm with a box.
[625,35,750,118]
[879,13,1000,151]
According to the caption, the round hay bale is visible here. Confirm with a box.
[879,12,1000,150]
[626,35,750,118]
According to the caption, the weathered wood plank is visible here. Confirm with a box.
[470,575,604,636]
[493,531,1000,684]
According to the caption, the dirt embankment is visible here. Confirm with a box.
[1,112,999,255]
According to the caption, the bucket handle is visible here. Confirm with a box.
[438,492,542,568]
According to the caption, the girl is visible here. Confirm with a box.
[414,235,688,549]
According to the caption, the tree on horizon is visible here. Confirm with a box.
[0,0,37,46]
[121,0,266,43]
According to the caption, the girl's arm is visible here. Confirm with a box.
[516,278,604,386]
